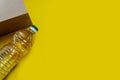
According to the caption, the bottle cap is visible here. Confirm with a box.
[30,25,38,32]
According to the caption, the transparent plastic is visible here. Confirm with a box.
[0,25,38,80]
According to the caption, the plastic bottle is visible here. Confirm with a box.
[0,25,38,80]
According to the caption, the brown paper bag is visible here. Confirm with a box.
[0,0,32,36]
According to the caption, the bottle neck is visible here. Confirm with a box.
[29,29,36,34]
[28,26,38,34]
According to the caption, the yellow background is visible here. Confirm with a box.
[0,0,120,80]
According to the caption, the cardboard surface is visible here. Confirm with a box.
[0,0,32,36]
[0,0,26,21]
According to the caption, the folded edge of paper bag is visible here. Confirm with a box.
[0,0,32,36]
[0,13,32,36]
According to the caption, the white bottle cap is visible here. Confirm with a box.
[30,25,38,33]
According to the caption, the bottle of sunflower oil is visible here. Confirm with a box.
[0,25,38,80]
